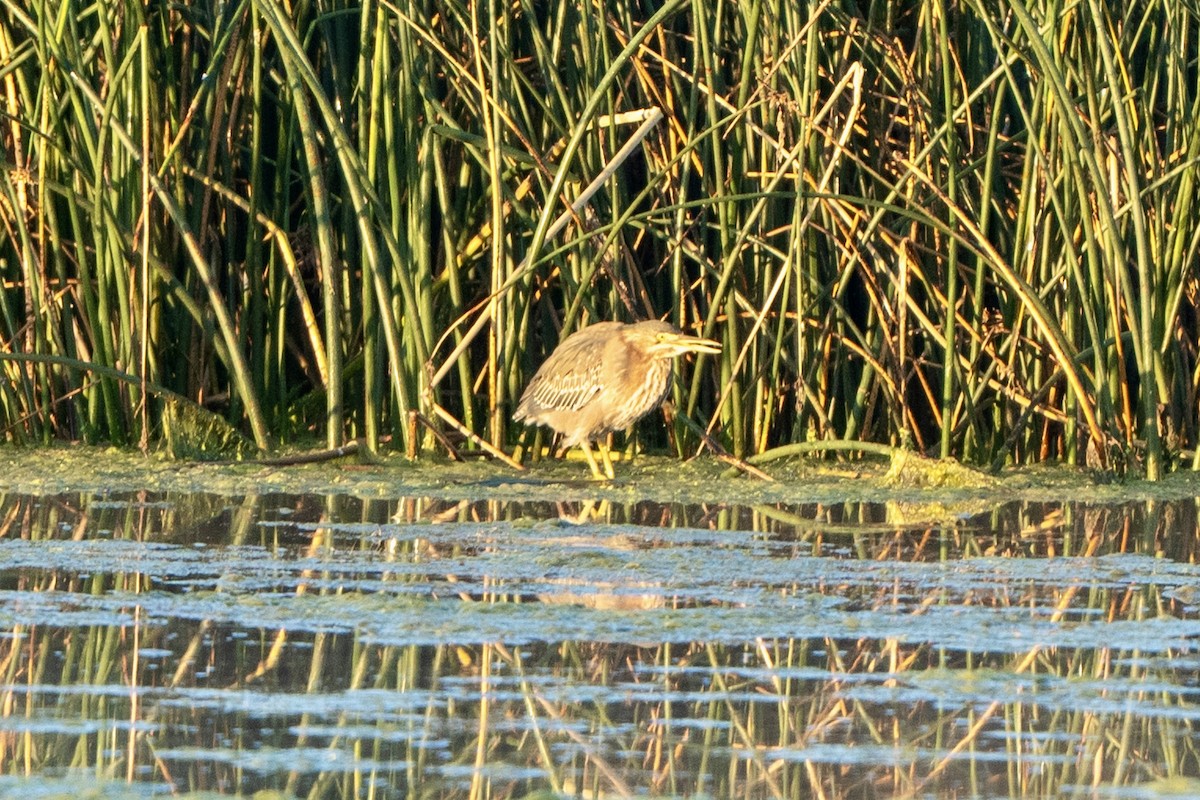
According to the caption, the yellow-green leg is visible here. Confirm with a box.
[596,440,616,479]
[579,440,608,480]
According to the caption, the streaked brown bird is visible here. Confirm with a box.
[514,320,721,479]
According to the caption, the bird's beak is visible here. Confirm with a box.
[670,334,722,356]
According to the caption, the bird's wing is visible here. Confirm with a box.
[515,325,616,417]
[525,358,603,412]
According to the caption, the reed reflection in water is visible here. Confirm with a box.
[0,490,1198,798]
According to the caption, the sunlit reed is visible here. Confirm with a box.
[0,1,1197,476]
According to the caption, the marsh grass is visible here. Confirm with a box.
[1,0,1199,475]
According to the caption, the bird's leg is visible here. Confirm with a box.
[579,440,608,480]
[597,439,616,479]
[561,498,610,524]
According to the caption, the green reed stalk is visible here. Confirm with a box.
[933,0,961,459]
[293,78,344,449]
[1081,0,1160,477]
[256,0,423,449]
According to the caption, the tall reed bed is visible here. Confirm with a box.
[0,0,1197,474]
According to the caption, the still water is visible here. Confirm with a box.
[1,464,1199,798]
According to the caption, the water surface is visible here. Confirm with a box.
[0,454,1199,798]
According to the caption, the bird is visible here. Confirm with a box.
[514,319,721,479]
